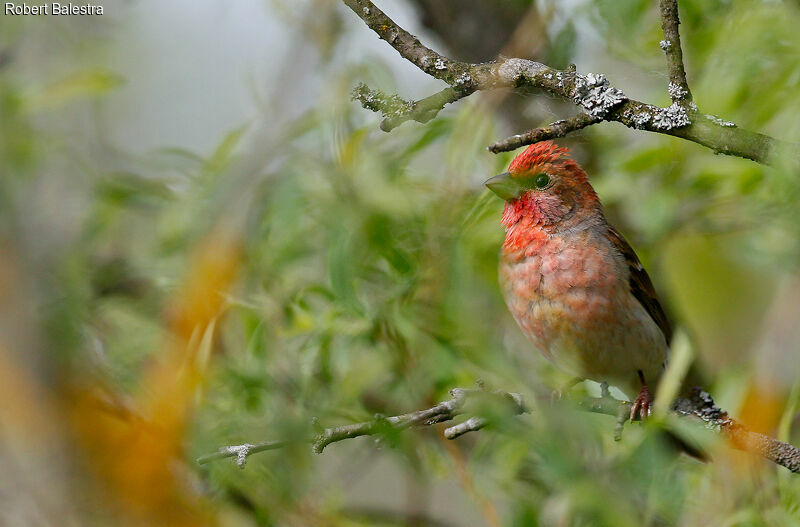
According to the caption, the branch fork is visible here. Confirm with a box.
[344,0,799,164]
[199,387,528,467]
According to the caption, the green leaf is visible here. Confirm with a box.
[24,70,124,111]
[328,227,362,314]
[95,171,173,207]
[203,125,249,176]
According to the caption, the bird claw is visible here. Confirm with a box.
[629,383,653,422]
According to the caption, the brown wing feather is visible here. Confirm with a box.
[604,225,672,345]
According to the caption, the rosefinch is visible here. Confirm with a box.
[486,141,669,420]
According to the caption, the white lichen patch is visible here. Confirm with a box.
[362,6,370,15]
[572,72,626,117]
[659,40,671,51]
[652,102,690,130]
[591,73,608,85]
[225,444,254,468]
[706,114,736,127]
[455,72,472,86]
[631,111,652,129]
[434,58,447,70]
[668,82,688,100]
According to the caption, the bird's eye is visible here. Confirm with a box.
[534,173,551,189]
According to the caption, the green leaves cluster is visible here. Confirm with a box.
[4,1,800,525]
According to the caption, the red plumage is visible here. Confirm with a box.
[489,141,669,420]
[508,141,573,174]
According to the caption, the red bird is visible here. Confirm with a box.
[486,141,670,420]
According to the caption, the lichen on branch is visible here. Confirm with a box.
[342,0,800,165]
[351,83,414,120]
[351,83,472,131]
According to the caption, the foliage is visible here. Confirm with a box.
[1,0,800,526]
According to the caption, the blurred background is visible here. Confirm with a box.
[2,0,800,525]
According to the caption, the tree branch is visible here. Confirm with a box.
[342,0,800,165]
[488,113,601,154]
[658,0,693,105]
[196,440,290,465]
[199,385,800,473]
[352,83,471,131]
[341,0,476,85]
[198,388,527,467]
[672,388,800,472]
[582,386,800,473]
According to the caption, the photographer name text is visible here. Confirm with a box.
[5,2,103,15]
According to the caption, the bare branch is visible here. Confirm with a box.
[488,113,600,154]
[196,440,290,466]
[443,416,488,439]
[340,0,476,85]
[658,0,693,105]
[198,388,527,467]
[341,0,800,165]
[199,384,799,473]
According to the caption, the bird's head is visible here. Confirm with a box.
[485,141,601,230]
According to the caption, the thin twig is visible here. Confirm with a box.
[340,0,473,85]
[381,87,470,131]
[198,388,527,467]
[311,387,524,453]
[351,85,471,132]
[341,0,800,164]
[658,0,693,105]
[196,440,291,466]
[488,113,600,153]
[443,416,488,439]
[200,385,799,473]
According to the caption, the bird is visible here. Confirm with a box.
[485,141,670,421]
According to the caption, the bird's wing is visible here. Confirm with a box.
[604,225,672,345]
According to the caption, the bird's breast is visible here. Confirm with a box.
[500,233,619,345]
[499,229,666,387]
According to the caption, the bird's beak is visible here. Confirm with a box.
[484,172,519,200]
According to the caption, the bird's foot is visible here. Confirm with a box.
[629,383,653,422]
